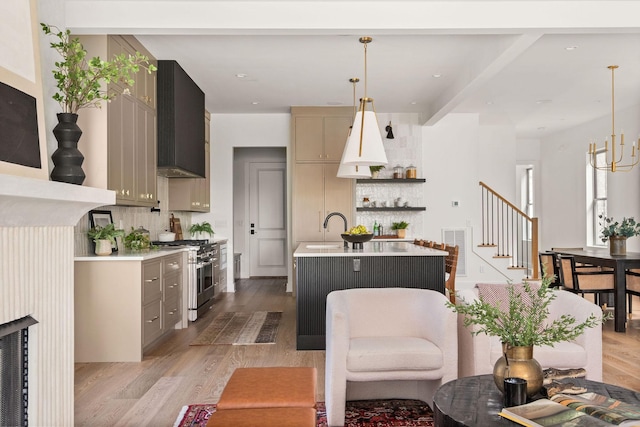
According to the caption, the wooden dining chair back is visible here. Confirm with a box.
[557,255,614,306]
[625,269,640,316]
[539,252,561,287]
[444,245,459,303]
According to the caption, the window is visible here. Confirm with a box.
[591,150,608,246]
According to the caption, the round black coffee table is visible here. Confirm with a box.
[433,375,640,427]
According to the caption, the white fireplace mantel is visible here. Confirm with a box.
[0,174,114,226]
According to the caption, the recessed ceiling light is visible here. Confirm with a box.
[432,74,442,78]
[410,101,417,105]
[251,101,259,105]
[236,73,248,78]
[536,99,552,104]
[486,101,493,105]
[565,46,578,51]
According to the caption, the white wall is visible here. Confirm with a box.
[423,114,519,287]
[540,105,640,252]
[195,114,290,291]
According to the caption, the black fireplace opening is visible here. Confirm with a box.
[0,316,37,427]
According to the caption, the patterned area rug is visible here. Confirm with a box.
[190,311,281,345]
[173,399,434,427]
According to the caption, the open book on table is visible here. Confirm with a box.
[499,392,640,427]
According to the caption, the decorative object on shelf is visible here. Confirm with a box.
[337,78,371,179]
[393,165,403,179]
[87,223,124,256]
[339,37,388,167]
[385,121,394,139]
[599,215,640,255]
[391,221,409,238]
[189,221,214,240]
[88,209,120,253]
[41,23,156,185]
[123,227,152,250]
[369,165,384,178]
[447,277,608,397]
[405,165,417,179]
[588,65,639,172]
[341,232,373,249]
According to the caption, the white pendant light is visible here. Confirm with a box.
[340,37,388,167]
[337,77,372,178]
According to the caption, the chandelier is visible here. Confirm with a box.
[337,78,372,178]
[588,65,639,172]
[339,37,388,167]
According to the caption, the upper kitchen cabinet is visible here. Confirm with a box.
[77,35,157,207]
[292,107,352,162]
[168,111,211,212]
[157,60,205,178]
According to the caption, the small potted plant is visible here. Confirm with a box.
[369,165,385,179]
[447,276,609,396]
[123,227,152,251]
[391,221,409,238]
[599,215,640,255]
[189,222,214,240]
[87,223,124,256]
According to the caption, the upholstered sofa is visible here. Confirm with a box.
[456,287,603,381]
[325,288,458,427]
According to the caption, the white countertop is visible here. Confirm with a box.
[75,247,189,261]
[294,241,448,257]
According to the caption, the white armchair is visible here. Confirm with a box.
[456,287,603,381]
[325,288,457,427]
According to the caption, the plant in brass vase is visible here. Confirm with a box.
[87,223,124,244]
[598,215,640,242]
[447,276,609,395]
[391,221,409,238]
[123,227,153,251]
[189,222,214,239]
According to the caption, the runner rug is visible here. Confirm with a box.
[190,311,282,345]
[173,399,434,427]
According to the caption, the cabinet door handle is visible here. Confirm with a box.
[168,262,179,267]
[145,277,159,282]
[318,211,321,232]
[168,283,178,288]
[168,309,177,315]
[146,316,159,323]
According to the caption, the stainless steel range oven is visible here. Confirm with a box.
[152,239,219,321]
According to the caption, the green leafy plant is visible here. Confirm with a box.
[598,215,640,242]
[189,222,214,236]
[447,276,610,347]
[391,221,409,230]
[41,23,157,113]
[87,223,124,244]
[369,165,385,173]
[123,227,152,250]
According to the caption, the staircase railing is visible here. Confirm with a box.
[479,181,539,280]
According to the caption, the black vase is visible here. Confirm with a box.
[50,113,86,185]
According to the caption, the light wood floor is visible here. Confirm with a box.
[74,278,640,426]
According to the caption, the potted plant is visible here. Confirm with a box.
[41,23,157,185]
[369,165,385,179]
[87,223,124,256]
[599,215,640,255]
[189,222,214,240]
[123,227,152,251]
[391,221,409,238]
[447,277,609,396]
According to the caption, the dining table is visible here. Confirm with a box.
[554,248,640,332]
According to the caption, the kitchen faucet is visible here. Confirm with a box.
[323,212,348,249]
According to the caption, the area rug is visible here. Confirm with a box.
[173,399,434,427]
[190,311,282,345]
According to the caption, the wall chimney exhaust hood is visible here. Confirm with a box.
[157,60,205,178]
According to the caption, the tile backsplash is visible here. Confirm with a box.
[74,176,193,255]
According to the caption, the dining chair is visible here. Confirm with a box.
[539,251,561,287]
[557,255,614,306]
[625,269,640,316]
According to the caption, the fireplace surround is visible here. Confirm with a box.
[0,174,113,425]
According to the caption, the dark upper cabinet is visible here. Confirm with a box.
[157,60,205,178]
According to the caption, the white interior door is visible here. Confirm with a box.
[249,162,287,277]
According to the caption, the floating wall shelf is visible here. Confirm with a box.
[356,178,426,184]
[357,207,426,212]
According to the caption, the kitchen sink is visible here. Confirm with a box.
[306,244,342,250]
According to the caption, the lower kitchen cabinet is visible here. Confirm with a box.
[74,251,186,362]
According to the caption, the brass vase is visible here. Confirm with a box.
[493,344,543,397]
[609,236,627,256]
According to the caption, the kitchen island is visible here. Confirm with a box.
[294,241,447,350]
